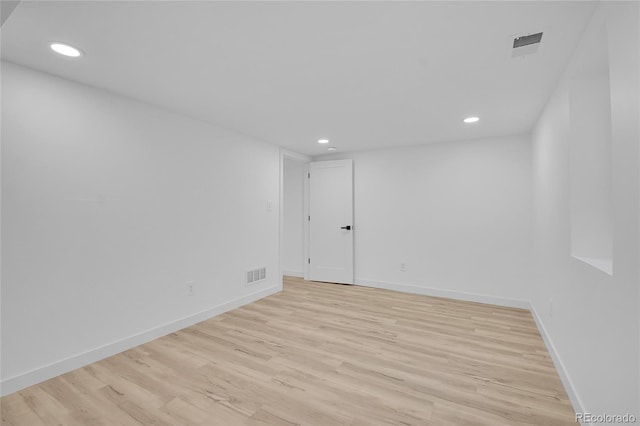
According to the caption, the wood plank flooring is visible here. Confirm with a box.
[1,276,576,425]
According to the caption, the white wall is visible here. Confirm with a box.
[568,22,614,275]
[0,62,281,395]
[531,2,639,418]
[282,158,305,277]
[320,134,533,307]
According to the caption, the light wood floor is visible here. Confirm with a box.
[2,276,576,425]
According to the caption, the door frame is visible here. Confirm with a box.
[278,151,354,284]
[279,149,311,282]
[304,161,310,280]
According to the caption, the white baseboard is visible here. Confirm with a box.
[529,303,586,424]
[282,269,304,278]
[0,285,281,397]
[355,278,584,422]
[1,278,585,425]
[355,278,530,309]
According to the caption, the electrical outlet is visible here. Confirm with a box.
[400,262,407,272]
[187,281,196,296]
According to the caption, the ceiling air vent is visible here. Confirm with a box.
[513,32,543,49]
[510,31,544,58]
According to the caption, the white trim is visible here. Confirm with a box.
[353,277,584,424]
[303,162,310,280]
[280,148,311,163]
[529,303,586,425]
[355,278,530,309]
[278,150,285,296]
[280,151,310,282]
[1,276,585,424]
[0,285,281,397]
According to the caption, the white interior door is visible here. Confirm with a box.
[308,160,354,284]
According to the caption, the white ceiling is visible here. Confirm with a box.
[1,1,596,156]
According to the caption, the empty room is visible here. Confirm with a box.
[1,1,638,425]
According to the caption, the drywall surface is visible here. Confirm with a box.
[320,134,533,305]
[531,2,639,418]
[282,158,305,277]
[1,62,281,393]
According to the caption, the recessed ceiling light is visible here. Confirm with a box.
[50,42,83,58]
[318,139,329,144]
[463,116,480,123]
[327,147,337,152]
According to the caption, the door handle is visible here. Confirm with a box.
[340,225,352,230]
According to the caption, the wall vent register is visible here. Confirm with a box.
[246,267,267,285]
